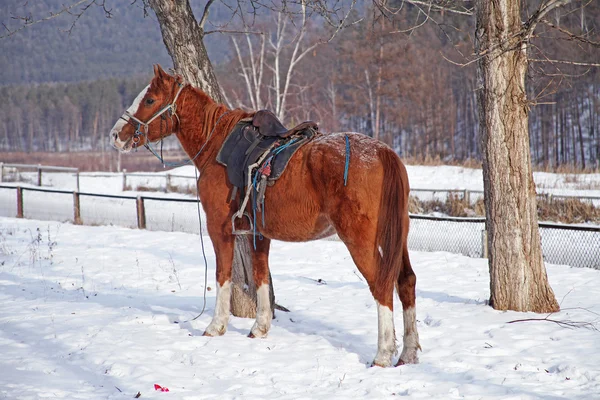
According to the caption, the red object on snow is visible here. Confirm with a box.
[154,384,170,392]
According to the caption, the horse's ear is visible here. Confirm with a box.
[154,64,166,79]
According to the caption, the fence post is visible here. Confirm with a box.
[76,170,80,192]
[0,162,3,183]
[73,191,82,225]
[481,229,488,258]
[37,164,42,186]
[165,174,171,193]
[464,189,470,204]
[122,169,127,191]
[16,186,23,218]
[136,196,146,229]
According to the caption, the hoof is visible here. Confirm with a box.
[371,361,389,368]
[203,324,226,337]
[248,329,268,339]
[395,356,419,366]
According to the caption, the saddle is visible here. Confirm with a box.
[252,110,318,138]
[216,110,319,235]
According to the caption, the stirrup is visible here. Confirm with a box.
[231,212,254,235]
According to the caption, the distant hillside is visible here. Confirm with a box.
[0,0,230,85]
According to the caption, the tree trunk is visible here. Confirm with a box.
[148,0,223,102]
[148,0,274,318]
[475,0,559,313]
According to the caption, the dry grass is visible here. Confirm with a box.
[0,151,189,172]
[533,163,600,174]
[402,155,482,169]
[411,194,599,224]
[167,184,197,196]
[537,197,600,224]
[124,183,197,196]
[410,194,486,218]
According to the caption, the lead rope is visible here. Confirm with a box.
[161,110,231,323]
[190,164,208,321]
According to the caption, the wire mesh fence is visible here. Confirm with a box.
[408,215,485,258]
[539,224,600,269]
[409,214,600,269]
[143,196,205,234]
[79,193,138,229]
[23,189,74,223]
[1,184,599,269]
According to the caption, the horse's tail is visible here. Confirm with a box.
[374,147,410,304]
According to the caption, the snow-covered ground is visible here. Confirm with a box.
[1,217,599,399]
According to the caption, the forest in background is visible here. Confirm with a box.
[0,1,599,169]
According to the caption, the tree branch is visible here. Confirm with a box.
[522,0,575,42]
[1,0,91,39]
[541,18,600,47]
[198,0,215,31]
[530,58,600,67]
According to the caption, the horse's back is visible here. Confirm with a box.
[259,132,397,242]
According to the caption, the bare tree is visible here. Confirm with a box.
[368,0,597,312]
[474,0,560,312]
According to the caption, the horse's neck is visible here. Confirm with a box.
[176,87,236,172]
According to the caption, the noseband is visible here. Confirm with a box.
[121,82,185,148]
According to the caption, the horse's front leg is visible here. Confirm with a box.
[203,232,235,337]
[248,236,272,338]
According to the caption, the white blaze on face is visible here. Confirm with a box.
[110,85,150,150]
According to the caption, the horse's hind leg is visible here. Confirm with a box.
[248,237,272,338]
[203,233,235,337]
[340,237,397,368]
[396,245,420,365]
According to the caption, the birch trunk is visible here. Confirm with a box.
[148,0,274,318]
[475,0,559,313]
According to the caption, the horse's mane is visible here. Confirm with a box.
[182,84,253,165]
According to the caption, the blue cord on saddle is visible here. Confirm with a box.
[250,137,299,249]
[344,134,350,186]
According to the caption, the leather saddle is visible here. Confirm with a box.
[252,110,318,138]
[216,110,318,193]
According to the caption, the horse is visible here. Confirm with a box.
[110,65,420,367]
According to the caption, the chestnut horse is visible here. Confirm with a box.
[110,65,420,367]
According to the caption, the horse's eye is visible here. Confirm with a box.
[145,98,155,105]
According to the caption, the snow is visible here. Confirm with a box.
[4,163,600,197]
[1,217,599,399]
[1,163,600,398]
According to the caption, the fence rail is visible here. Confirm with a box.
[0,162,80,191]
[3,163,600,204]
[1,184,598,269]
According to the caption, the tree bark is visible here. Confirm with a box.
[148,0,274,318]
[475,0,559,313]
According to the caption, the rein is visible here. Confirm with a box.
[145,109,231,168]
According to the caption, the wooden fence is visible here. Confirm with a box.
[2,163,600,205]
[1,184,599,269]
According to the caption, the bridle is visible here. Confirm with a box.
[119,79,231,168]
[121,82,185,148]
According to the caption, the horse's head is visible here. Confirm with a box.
[110,65,185,152]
